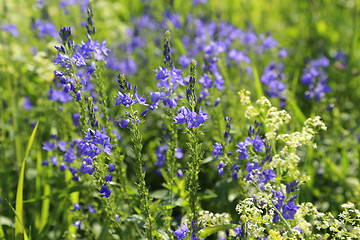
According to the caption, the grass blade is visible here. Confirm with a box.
[15,121,39,240]
[287,97,306,123]
[8,202,29,240]
[252,64,264,99]
[0,224,4,240]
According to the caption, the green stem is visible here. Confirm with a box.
[129,116,154,239]
[252,183,294,236]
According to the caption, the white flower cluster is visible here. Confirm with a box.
[264,106,291,140]
[238,89,251,105]
[278,116,327,149]
[238,90,292,140]
[294,202,360,239]
[235,198,274,238]
[198,210,231,226]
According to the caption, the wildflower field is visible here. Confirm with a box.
[2,0,360,239]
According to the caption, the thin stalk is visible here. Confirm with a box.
[252,183,294,237]
[129,106,154,239]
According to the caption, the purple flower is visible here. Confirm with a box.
[174,223,189,239]
[80,157,94,175]
[58,141,67,152]
[59,26,71,42]
[282,196,300,220]
[73,220,81,230]
[301,56,331,101]
[228,49,251,64]
[178,55,190,68]
[88,204,96,213]
[286,180,300,193]
[245,162,263,182]
[114,92,136,107]
[154,66,185,89]
[119,119,130,128]
[2,23,19,37]
[260,62,286,100]
[214,72,225,90]
[105,174,113,182]
[232,170,238,180]
[199,73,213,89]
[271,190,286,223]
[242,31,258,46]
[134,85,148,106]
[174,106,191,125]
[35,19,57,38]
[63,151,76,163]
[212,142,222,159]
[278,49,288,59]
[23,97,33,110]
[108,163,116,173]
[217,161,225,177]
[252,136,265,152]
[175,147,184,159]
[236,141,250,160]
[50,156,57,166]
[76,91,81,102]
[262,36,278,50]
[100,184,111,198]
[42,141,55,151]
[260,169,276,183]
[60,163,67,171]
[71,203,81,212]
[177,169,184,178]
[48,88,73,103]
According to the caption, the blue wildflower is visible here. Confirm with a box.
[282,196,300,220]
[71,203,81,212]
[100,184,111,198]
[213,142,223,159]
[108,163,116,173]
[105,174,113,182]
[198,73,213,89]
[80,157,94,175]
[217,161,225,177]
[119,119,130,128]
[42,141,55,151]
[174,223,189,240]
[252,136,265,152]
[60,163,67,171]
[50,156,57,166]
[2,23,19,37]
[177,169,184,178]
[301,56,331,101]
[286,180,300,193]
[88,204,96,213]
[236,138,251,160]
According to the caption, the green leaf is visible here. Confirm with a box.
[123,214,145,226]
[199,224,237,238]
[97,221,110,240]
[15,120,38,240]
[198,189,217,200]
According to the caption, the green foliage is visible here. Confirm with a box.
[1,0,360,239]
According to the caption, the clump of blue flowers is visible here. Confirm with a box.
[301,56,331,101]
